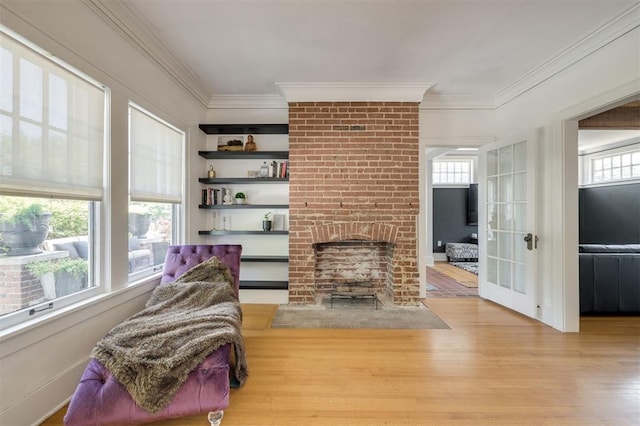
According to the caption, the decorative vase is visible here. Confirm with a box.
[262,220,272,231]
[0,213,51,256]
[128,213,151,238]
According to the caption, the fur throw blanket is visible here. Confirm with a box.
[91,257,248,414]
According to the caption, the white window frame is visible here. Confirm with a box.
[0,26,108,330]
[591,149,640,184]
[432,158,475,186]
[579,142,640,187]
[127,103,184,283]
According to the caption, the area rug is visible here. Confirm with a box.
[450,261,478,275]
[271,300,450,330]
[430,262,478,288]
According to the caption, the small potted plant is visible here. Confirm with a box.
[262,212,272,231]
[0,203,51,255]
[26,257,88,298]
[234,192,247,205]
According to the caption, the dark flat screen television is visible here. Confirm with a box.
[467,183,478,225]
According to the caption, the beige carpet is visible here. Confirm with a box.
[271,298,450,330]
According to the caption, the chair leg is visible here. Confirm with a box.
[208,410,224,426]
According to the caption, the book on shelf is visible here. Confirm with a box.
[269,160,289,178]
[272,213,286,230]
[201,187,225,205]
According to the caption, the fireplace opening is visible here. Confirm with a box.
[313,240,394,303]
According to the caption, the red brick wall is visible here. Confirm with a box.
[0,264,44,314]
[288,102,420,305]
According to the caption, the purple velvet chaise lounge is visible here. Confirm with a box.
[64,244,242,426]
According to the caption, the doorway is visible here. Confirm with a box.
[557,88,640,331]
[424,147,480,298]
[575,100,640,316]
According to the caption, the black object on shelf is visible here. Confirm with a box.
[199,124,289,135]
[198,230,289,236]
[239,280,289,290]
[198,151,289,160]
[198,204,289,210]
[198,177,288,184]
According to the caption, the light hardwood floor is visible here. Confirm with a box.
[43,300,640,425]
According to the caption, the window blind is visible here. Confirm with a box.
[129,104,184,203]
[0,30,106,200]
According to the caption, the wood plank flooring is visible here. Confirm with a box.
[42,300,640,425]
[432,261,478,288]
[426,263,478,297]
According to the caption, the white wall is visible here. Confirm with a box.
[0,2,206,424]
[420,108,496,145]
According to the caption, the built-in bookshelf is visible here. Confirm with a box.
[198,123,289,290]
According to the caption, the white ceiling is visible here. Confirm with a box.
[578,129,640,151]
[121,0,638,103]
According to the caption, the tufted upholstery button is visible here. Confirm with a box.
[158,245,241,295]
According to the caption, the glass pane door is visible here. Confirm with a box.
[479,131,538,318]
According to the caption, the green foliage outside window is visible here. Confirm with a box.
[0,196,88,239]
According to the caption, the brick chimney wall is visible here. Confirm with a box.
[288,101,420,305]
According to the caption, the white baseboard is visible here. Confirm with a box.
[433,253,447,262]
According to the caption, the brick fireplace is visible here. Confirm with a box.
[288,101,420,305]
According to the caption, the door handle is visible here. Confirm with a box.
[523,233,538,250]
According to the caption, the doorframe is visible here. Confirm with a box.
[554,79,639,332]
[419,138,493,299]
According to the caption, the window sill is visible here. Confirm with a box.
[0,274,161,356]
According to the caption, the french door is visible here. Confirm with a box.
[478,130,538,318]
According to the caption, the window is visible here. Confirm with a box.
[591,149,640,183]
[433,159,473,184]
[0,27,107,328]
[128,103,183,281]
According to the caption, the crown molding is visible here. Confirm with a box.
[207,94,288,109]
[276,82,435,102]
[494,3,640,108]
[83,0,210,107]
[82,1,638,111]
[422,136,495,147]
[420,95,495,110]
